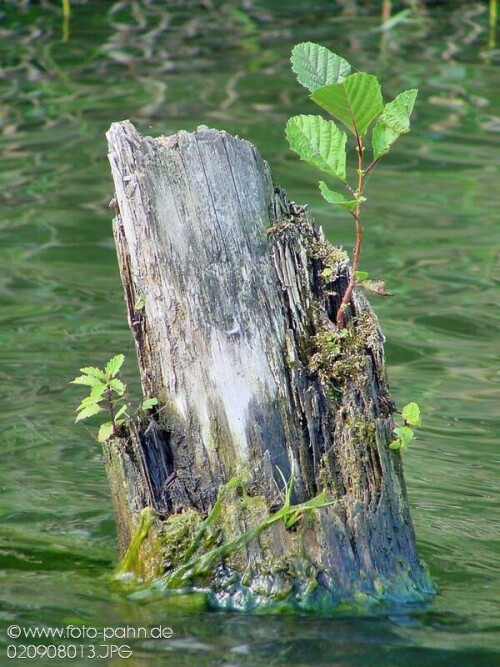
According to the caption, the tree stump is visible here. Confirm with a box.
[104,120,434,611]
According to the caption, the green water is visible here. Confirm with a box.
[1,1,499,665]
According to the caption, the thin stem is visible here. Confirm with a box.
[364,157,380,179]
[106,386,117,432]
[336,136,365,329]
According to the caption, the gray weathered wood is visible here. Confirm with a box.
[105,120,434,609]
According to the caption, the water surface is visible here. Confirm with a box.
[1,1,499,665]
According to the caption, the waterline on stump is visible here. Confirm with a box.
[104,121,435,611]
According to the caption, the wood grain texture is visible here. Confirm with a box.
[105,121,435,609]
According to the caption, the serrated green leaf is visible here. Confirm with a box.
[312,73,384,137]
[76,396,101,412]
[141,398,159,411]
[354,271,370,282]
[394,426,414,443]
[358,278,393,296]
[98,422,114,443]
[108,379,126,395]
[372,89,418,159]
[105,354,125,378]
[389,439,403,450]
[402,402,421,427]
[286,115,347,180]
[79,366,106,380]
[71,374,99,387]
[75,403,103,422]
[291,42,351,92]
[319,181,365,209]
[89,381,106,401]
[114,404,129,420]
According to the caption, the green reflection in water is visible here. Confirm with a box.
[0,1,499,665]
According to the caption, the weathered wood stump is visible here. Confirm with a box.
[104,120,434,611]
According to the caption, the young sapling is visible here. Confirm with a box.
[286,42,422,451]
[285,41,417,328]
[71,354,158,443]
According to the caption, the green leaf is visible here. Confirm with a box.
[402,402,421,427]
[98,422,114,443]
[89,381,106,401]
[141,398,159,411]
[108,379,126,396]
[76,396,101,412]
[286,115,347,181]
[303,489,334,511]
[389,439,403,450]
[311,73,384,137]
[358,278,393,296]
[321,267,333,279]
[372,89,418,159]
[394,426,414,444]
[105,354,125,378]
[291,42,351,92]
[75,403,103,422]
[71,374,100,387]
[354,271,370,282]
[114,404,129,421]
[79,366,106,381]
[319,181,365,210]
[276,466,294,513]
[284,515,297,529]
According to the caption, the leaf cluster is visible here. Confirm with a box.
[390,402,421,451]
[286,42,417,209]
[71,354,158,444]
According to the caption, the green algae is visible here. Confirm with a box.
[116,507,156,576]
[158,477,336,590]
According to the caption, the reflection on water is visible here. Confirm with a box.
[0,1,499,665]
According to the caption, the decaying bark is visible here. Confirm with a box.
[104,120,434,610]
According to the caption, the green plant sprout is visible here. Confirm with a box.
[286,43,422,451]
[390,402,421,450]
[160,475,336,589]
[286,41,417,329]
[71,354,157,443]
